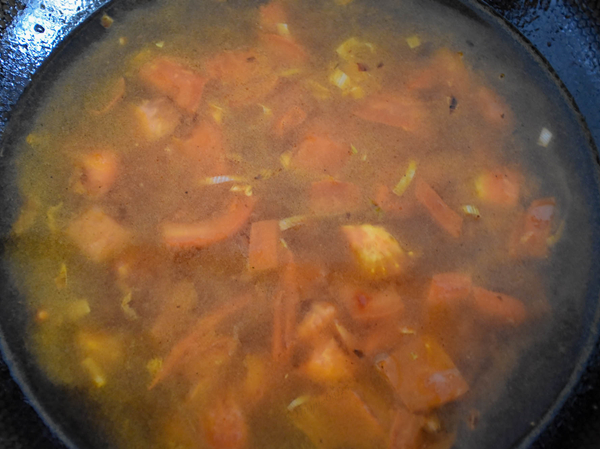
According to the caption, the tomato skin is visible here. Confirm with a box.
[414,178,462,238]
[139,57,207,113]
[202,395,248,449]
[162,195,256,248]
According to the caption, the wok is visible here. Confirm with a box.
[0,0,599,448]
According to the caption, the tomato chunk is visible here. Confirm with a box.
[290,389,386,449]
[139,57,207,113]
[133,98,181,141]
[272,258,300,362]
[201,394,248,449]
[475,169,520,206]
[302,338,353,383]
[173,121,227,176]
[206,50,279,107]
[509,198,556,259]
[71,151,118,198]
[309,180,363,215]
[472,287,527,325]
[296,302,337,343]
[374,185,416,216]
[354,95,425,131]
[414,178,462,238]
[260,33,309,65]
[67,207,132,262]
[248,220,280,272]
[342,224,404,279]
[292,134,350,176]
[427,273,472,306]
[162,195,256,248]
[338,284,404,323]
[376,336,469,412]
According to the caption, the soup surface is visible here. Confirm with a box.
[6,0,587,448]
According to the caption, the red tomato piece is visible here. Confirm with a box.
[407,49,468,92]
[133,98,181,141]
[427,273,473,306]
[260,33,309,65]
[309,179,363,215]
[373,185,416,216]
[509,198,556,259]
[139,57,207,113]
[354,95,425,132]
[272,258,300,362]
[174,121,227,176]
[67,207,132,262]
[338,284,404,323]
[202,395,248,449]
[292,134,350,176]
[248,220,280,272]
[296,302,337,343]
[475,169,520,206]
[302,338,353,383]
[472,287,527,325]
[205,50,279,107]
[162,195,256,248]
[376,336,469,412]
[414,178,462,238]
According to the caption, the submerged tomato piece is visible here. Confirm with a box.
[139,57,207,113]
[472,287,527,325]
[134,98,181,141]
[342,224,404,279]
[377,336,469,412]
[374,185,416,216]
[260,33,309,65]
[71,151,118,198]
[476,87,512,127]
[354,95,425,131]
[408,48,469,92]
[292,134,350,176]
[248,219,280,272]
[173,121,227,176]
[202,395,248,449]
[414,178,462,238]
[290,388,387,449]
[309,179,363,215]
[162,195,257,248]
[475,169,520,206]
[427,273,473,306]
[296,302,337,343]
[509,198,556,259]
[67,207,132,262]
[302,338,354,383]
[338,284,404,323]
[206,50,279,107]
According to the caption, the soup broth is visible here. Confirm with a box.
[6,0,593,448]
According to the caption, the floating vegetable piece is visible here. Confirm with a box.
[537,127,553,147]
[393,160,418,197]
[342,224,404,279]
[162,195,256,248]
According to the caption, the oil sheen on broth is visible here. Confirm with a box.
[8,0,572,448]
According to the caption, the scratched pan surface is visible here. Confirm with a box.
[0,1,600,448]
